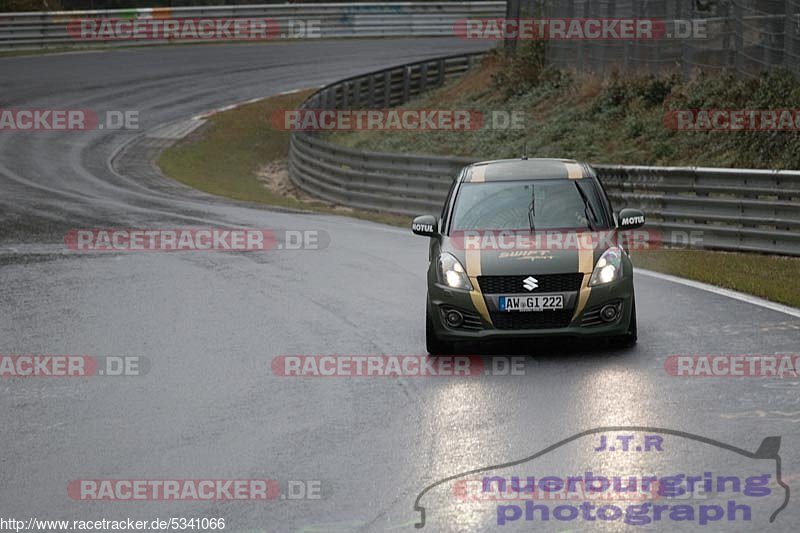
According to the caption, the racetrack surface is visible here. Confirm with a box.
[2,39,800,532]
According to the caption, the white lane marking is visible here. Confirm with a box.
[314,215,409,235]
[637,268,800,318]
[145,119,206,140]
[192,86,322,120]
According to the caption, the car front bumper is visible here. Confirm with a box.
[428,276,634,341]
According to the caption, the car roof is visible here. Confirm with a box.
[461,158,593,183]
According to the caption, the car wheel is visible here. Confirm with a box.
[611,300,637,348]
[426,311,455,355]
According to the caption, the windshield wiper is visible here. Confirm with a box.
[527,184,535,231]
[574,181,599,231]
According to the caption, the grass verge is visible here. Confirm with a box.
[157,89,411,227]
[631,249,800,309]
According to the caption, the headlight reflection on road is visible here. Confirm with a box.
[577,366,655,427]
[417,365,660,529]
[421,379,500,530]
[573,365,661,504]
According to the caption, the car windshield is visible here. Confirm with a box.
[450,179,609,231]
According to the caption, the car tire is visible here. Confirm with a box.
[426,311,455,355]
[611,300,637,348]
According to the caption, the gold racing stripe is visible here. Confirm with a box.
[571,233,595,322]
[565,162,584,180]
[470,165,487,183]
[470,285,493,327]
[465,247,481,276]
[465,248,493,326]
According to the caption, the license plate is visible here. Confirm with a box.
[499,295,564,312]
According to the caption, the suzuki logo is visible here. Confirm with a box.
[522,276,538,291]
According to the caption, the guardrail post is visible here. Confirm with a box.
[338,82,345,108]
[354,79,361,107]
[325,88,333,109]
[348,80,356,108]
[383,71,392,107]
[402,66,411,103]
[436,58,445,86]
[367,74,376,108]
[420,62,428,93]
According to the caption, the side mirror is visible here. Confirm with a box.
[618,208,645,230]
[411,215,439,237]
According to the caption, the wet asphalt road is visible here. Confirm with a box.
[1,40,800,532]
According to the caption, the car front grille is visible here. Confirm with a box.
[477,273,584,294]
[490,309,575,330]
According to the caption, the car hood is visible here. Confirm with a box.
[442,230,616,277]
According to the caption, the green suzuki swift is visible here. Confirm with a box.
[412,158,645,355]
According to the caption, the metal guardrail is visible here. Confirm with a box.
[597,165,800,256]
[0,2,505,50]
[288,51,483,212]
[288,52,800,257]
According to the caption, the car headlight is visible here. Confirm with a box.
[589,247,623,286]
[437,252,473,291]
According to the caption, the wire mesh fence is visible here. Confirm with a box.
[507,0,800,78]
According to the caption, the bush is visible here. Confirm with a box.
[491,41,551,98]
[664,69,800,168]
[591,71,679,114]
